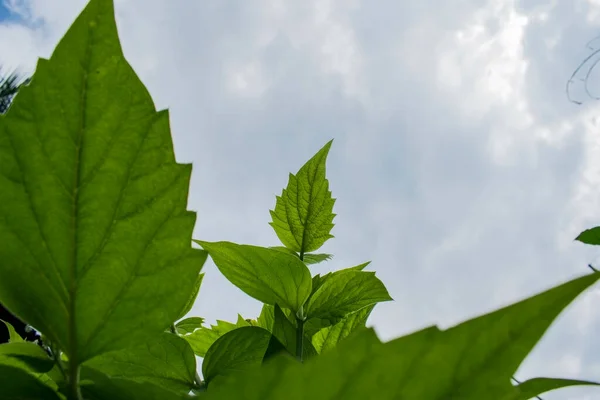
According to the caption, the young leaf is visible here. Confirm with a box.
[303,253,333,265]
[0,364,61,400]
[175,317,204,335]
[196,241,312,312]
[83,332,197,394]
[182,317,250,357]
[0,319,24,343]
[311,305,373,354]
[304,270,392,321]
[0,0,205,364]
[575,227,600,245]
[176,273,205,321]
[202,326,272,386]
[203,272,600,400]
[269,140,336,254]
[269,247,332,265]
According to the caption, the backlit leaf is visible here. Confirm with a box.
[84,332,197,394]
[202,326,272,386]
[175,317,204,335]
[0,319,24,343]
[0,0,205,364]
[0,364,60,400]
[311,305,373,354]
[269,140,336,254]
[204,272,600,399]
[196,241,312,312]
[305,270,392,321]
[176,273,205,321]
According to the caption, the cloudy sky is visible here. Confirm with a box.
[3,0,600,398]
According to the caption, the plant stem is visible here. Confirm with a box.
[170,324,177,334]
[296,314,305,363]
[67,364,82,400]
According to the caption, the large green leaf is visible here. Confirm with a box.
[0,364,61,400]
[311,305,373,354]
[269,140,336,254]
[0,0,205,364]
[84,332,198,394]
[202,326,272,386]
[304,270,392,320]
[80,367,192,400]
[203,272,600,399]
[182,316,250,357]
[196,241,312,312]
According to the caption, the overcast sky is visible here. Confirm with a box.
[3,0,600,398]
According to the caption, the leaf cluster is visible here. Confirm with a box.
[0,1,599,399]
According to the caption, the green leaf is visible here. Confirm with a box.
[269,246,332,265]
[202,326,272,386]
[176,273,205,321]
[196,241,312,312]
[269,140,336,254]
[303,253,333,265]
[182,317,250,357]
[0,364,61,400]
[175,317,204,335]
[0,0,206,364]
[203,272,600,400]
[256,304,275,331]
[271,304,296,356]
[511,377,600,399]
[0,319,24,343]
[80,367,192,400]
[84,332,197,394]
[270,304,317,360]
[0,342,54,373]
[305,270,392,320]
[311,305,373,354]
[575,226,600,245]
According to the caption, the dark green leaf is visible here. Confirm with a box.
[0,364,61,400]
[196,241,312,312]
[305,270,392,320]
[175,317,204,335]
[575,227,600,245]
[269,140,336,254]
[0,0,205,364]
[84,332,197,394]
[202,326,272,386]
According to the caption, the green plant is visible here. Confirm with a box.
[0,1,599,399]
